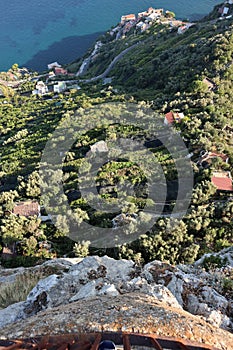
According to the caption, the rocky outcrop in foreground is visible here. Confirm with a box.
[1,293,233,350]
[0,248,233,349]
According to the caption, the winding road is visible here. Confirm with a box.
[78,41,142,83]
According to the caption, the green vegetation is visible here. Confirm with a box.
[201,254,228,271]
[0,270,43,308]
[0,4,232,267]
[0,261,69,308]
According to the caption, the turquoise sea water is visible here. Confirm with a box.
[0,0,221,71]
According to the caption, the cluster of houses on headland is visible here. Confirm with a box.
[32,79,71,96]
[120,7,164,33]
[108,7,195,38]
[0,60,81,97]
[31,61,80,96]
[218,0,233,18]
[115,1,233,38]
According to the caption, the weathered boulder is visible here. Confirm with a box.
[69,255,134,282]
[0,250,233,334]
[0,302,25,329]
[69,281,119,302]
[69,280,98,301]
[184,286,231,328]
[2,256,134,323]
[1,293,233,350]
[12,256,132,315]
[24,274,60,316]
[141,257,233,331]
[194,247,233,267]
[120,276,182,309]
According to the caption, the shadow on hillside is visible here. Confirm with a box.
[23,32,104,71]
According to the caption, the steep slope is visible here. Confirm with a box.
[78,13,233,99]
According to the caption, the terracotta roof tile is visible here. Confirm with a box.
[165,111,184,124]
[165,112,175,124]
[211,175,233,191]
[12,201,40,217]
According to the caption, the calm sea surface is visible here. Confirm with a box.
[0,0,221,71]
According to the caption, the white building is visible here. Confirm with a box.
[47,61,62,70]
[178,23,195,34]
[147,12,160,21]
[32,81,48,95]
[53,81,66,93]
[223,7,230,15]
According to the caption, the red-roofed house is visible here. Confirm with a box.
[54,67,68,75]
[164,111,184,125]
[178,23,195,34]
[218,5,230,16]
[211,171,233,192]
[123,21,135,33]
[164,111,174,124]
[7,72,18,81]
[121,14,136,24]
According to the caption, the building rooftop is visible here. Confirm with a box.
[12,201,40,217]
[211,172,233,191]
[165,111,184,124]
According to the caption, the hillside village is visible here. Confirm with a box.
[1,2,233,94]
[0,5,232,350]
[118,7,193,36]
[0,2,232,264]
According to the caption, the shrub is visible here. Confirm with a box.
[73,240,90,257]
[202,255,228,271]
[0,256,43,268]
[0,271,43,309]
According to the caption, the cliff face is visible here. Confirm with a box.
[0,248,233,349]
